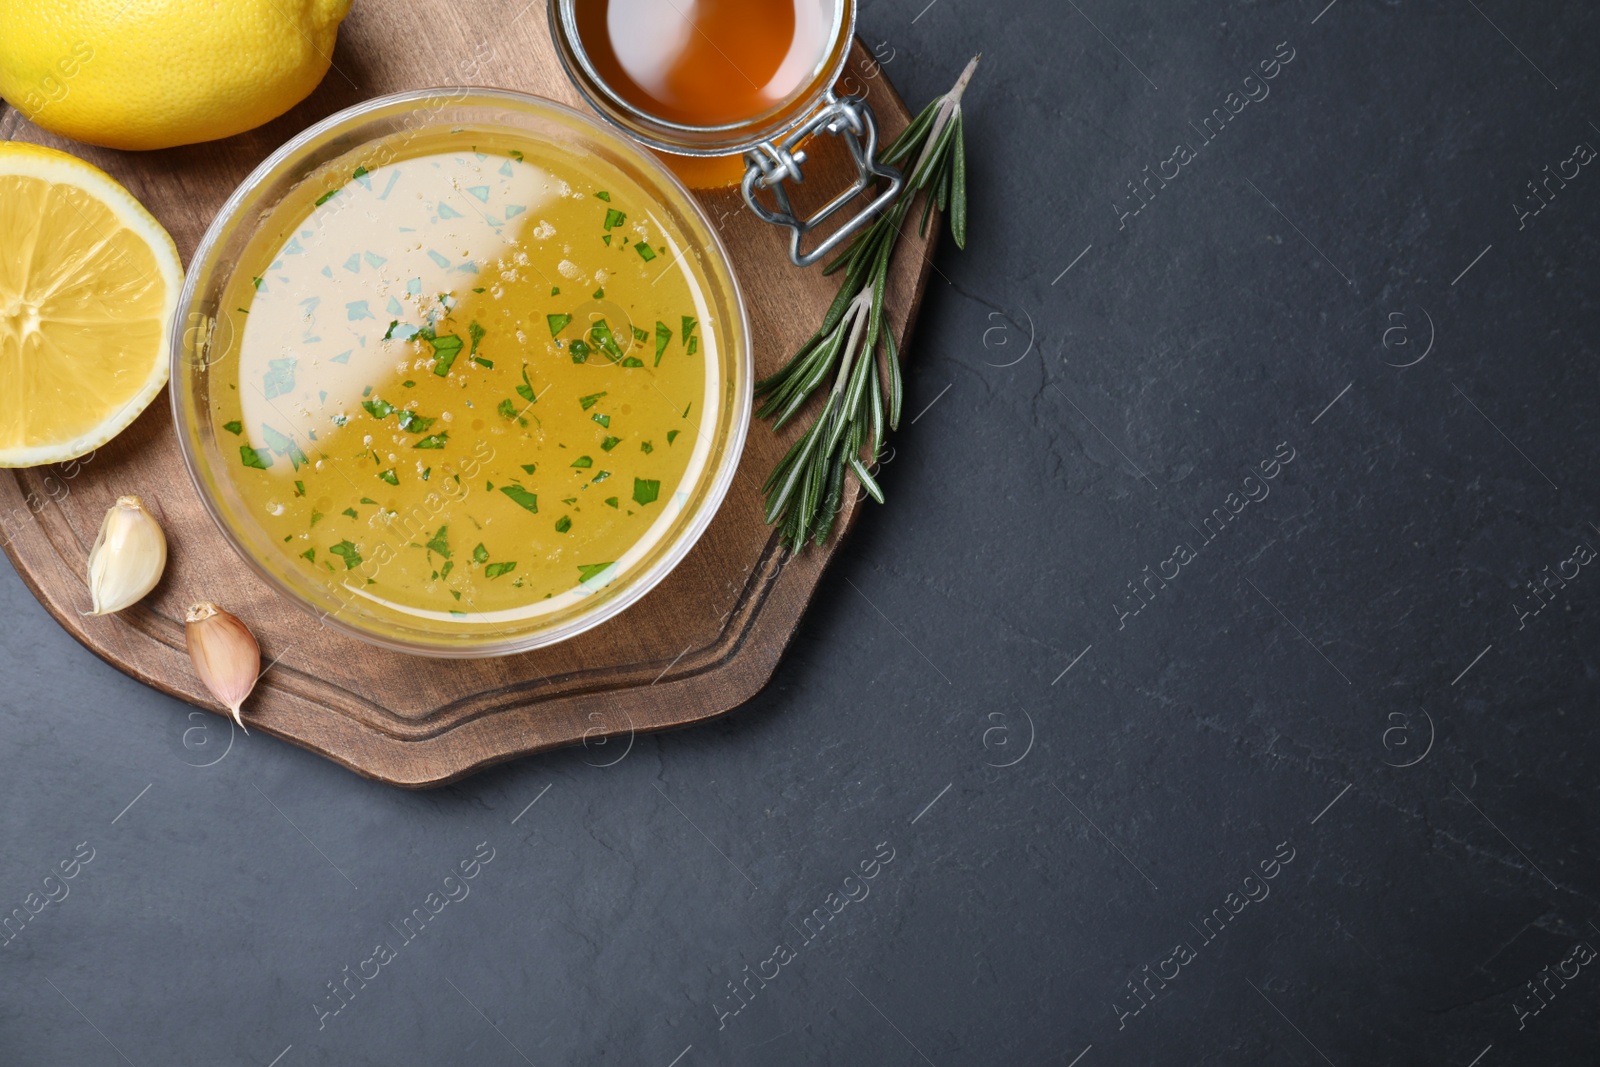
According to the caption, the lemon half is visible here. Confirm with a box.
[0,142,181,467]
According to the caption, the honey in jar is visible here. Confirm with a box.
[574,0,838,126]
[565,0,851,188]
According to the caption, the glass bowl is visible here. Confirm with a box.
[171,88,751,658]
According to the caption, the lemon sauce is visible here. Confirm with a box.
[211,129,718,626]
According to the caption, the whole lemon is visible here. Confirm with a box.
[0,0,353,151]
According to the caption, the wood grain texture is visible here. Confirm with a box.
[0,1,935,787]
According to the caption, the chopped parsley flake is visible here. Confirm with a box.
[426,331,464,376]
[571,456,593,468]
[484,561,517,579]
[589,319,623,361]
[263,358,296,399]
[426,526,451,558]
[413,433,449,449]
[633,478,660,506]
[223,420,243,435]
[261,424,307,469]
[655,321,671,365]
[499,484,539,513]
[378,468,399,485]
[328,540,361,568]
[397,410,435,433]
[554,516,572,533]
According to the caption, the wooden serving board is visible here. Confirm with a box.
[0,3,934,786]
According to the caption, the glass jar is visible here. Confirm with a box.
[548,0,903,266]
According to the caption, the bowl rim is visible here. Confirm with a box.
[170,86,753,659]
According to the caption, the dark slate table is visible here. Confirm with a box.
[4,1,1599,1063]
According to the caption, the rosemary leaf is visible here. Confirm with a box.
[850,455,885,504]
[881,97,941,167]
[867,351,885,457]
[882,326,904,431]
[951,114,968,250]
[864,233,892,356]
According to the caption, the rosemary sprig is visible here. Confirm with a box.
[757,55,979,550]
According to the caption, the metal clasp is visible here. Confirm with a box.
[741,93,903,268]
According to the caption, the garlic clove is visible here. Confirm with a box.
[84,495,167,616]
[184,602,260,732]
